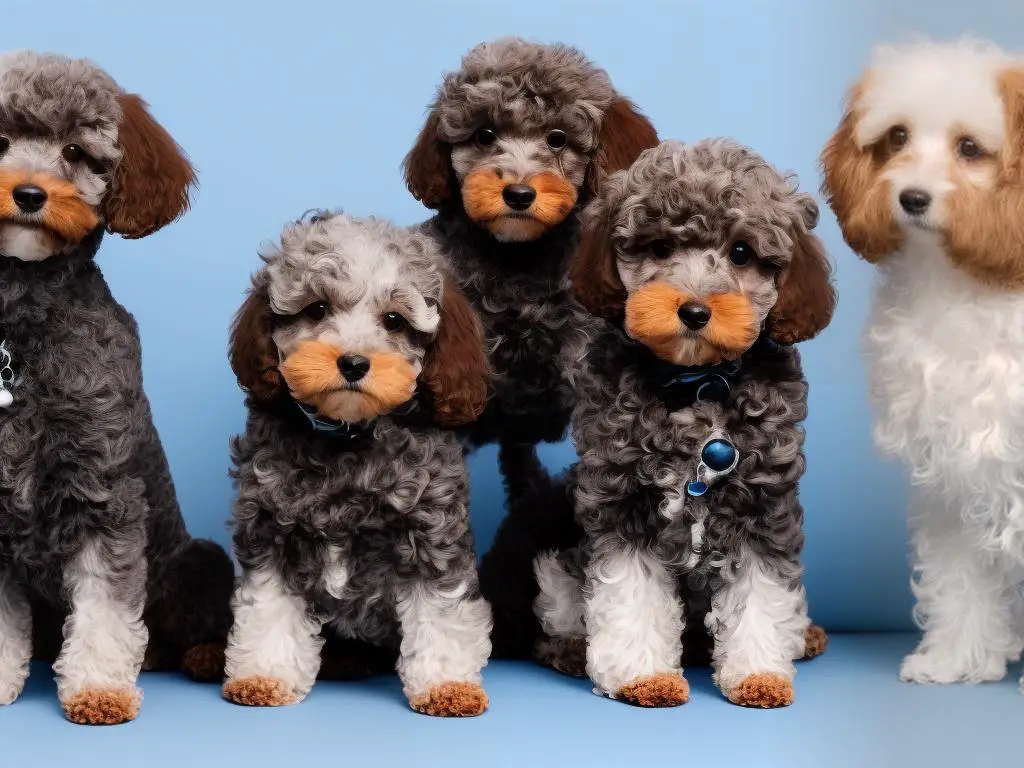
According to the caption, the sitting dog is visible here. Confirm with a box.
[403,40,659,634]
[529,140,835,708]
[821,39,1024,689]
[0,51,235,725]
[224,211,493,716]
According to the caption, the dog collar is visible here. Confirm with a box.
[648,357,743,405]
[294,401,370,440]
[0,340,16,409]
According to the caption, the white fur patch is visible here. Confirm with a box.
[707,545,808,693]
[322,546,349,599]
[224,565,324,702]
[0,225,56,262]
[584,549,684,697]
[533,551,585,637]
[52,539,148,702]
[394,580,492,700]
[0,573,31,705]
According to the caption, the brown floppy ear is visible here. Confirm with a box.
[403,109,455,209]
[105,93,196,239]
[229,275,285,404]
[768,200,837,344]
[586,97,658,197]
[421,279,491,427]
[819,82,901,262]
[571,200,626,318]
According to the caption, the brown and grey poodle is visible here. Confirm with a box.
[0,51,234,725]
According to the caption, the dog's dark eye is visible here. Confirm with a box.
[649,240,673,259]
[474,128,497,148]
[382,311,408,332]
[62,144,86,163]
[301,301,329,322]
[729,241,755,266]
[546,130,568,150]
[887,126,909,151]
[0,137,8,156]
[958,136,984,159]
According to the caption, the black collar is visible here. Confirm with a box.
[292,397,420,441]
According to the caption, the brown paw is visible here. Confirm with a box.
[534,635,587,677]
[62,687,141,725]
[616,673,690,707]
[801,624,828,660]
[222,676,297,707]
[182,641,226,682]
[726,673,794,708]
[410,681,488,717]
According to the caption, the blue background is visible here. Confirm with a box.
[2,0,1020,636]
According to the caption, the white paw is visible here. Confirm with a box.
[0,678,25,706]
[899,651,1007,684]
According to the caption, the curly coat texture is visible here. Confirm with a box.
[0,53,233,721]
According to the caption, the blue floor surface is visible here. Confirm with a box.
[1,634,1018,767]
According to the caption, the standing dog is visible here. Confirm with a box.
[0,51,234,725]
[822,38,1024,689]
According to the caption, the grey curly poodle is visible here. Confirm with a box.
[0,51,234,725]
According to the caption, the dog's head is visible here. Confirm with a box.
[573,140,835,365]
[403,37,658,243]
[821,38,1024,286]
[229,212,490,427]
[0,50,194,262]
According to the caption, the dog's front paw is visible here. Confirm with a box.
[223,676,298,706]
[410,681,488,717]
[534,635,587,677]
[725,673,794,708]
[801,624,828,660]
[182,641,226,682]
[0,679,26,706]
[62,687,141,724]
[616,673,690,707]
[899,650,1007,684]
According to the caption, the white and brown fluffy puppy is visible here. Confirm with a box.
[822,38,1024,689]
[225,211,493,716]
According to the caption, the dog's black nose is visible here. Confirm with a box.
[899,188,931,215]
[678,301,711,330]
[337,354,371,382]
[502,184,536,211]
[12,184,47,214]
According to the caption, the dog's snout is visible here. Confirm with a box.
[502,184,536,211]
[678,301,711,331]
[899,188,931,216]
[12,184,47,214]
[337,354,371,382]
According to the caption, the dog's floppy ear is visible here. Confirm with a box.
[586,97,658,198]
[229,274,285,404]
[421,277,491,426]
[105,94,196,239]
[571,198,627,318]
[403,109,455,209]
[767,197,837,344]
[819,83,901,262]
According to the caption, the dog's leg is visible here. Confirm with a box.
[395,575,491,717]
[531,550,587,677]
[584,547,689,707]
[708,544,808,708]
[222,564,323,706]
[54,534,149,725]
[0,571,32,706]
[901,491,1022,684]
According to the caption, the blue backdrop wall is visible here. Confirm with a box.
[4,0,1021,632]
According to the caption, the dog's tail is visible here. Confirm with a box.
[480,456,583,660]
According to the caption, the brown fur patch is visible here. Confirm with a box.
[461,168,508,224]
[410,681,489,717]
[229,280,286,404]
[586,97,660,197]
[726,673,794,708]
[802,624,829,660]
[105,93,195,239]
[616,673,690,708]
[768,231,836,344]
[403,111,454,209]
[943,68,1024,288]
[528,171,578,226]
[461,169,577,241]
[223,676,297,707]
[182,641,226,682]
[0,169,99,245]
[703,293,759,354]
[62,687,140,725]
[820,81,903,262]
[572,204,628,318]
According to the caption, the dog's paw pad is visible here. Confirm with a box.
[616,673,690,707]
[223,676,297,707]
[802,624,829,660]
[410,681,488,717]
[62,687,141,724]
[182,641,226,682]
[726,673,794,708]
